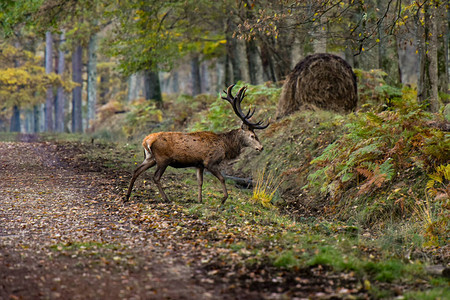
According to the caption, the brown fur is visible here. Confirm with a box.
[276,53,358,118]
[125,127,262,204]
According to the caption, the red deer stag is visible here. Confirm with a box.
[125,84,269,204]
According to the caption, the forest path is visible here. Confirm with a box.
[0,140,238,300]
[0,138,370,300]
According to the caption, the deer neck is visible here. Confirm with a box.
[221,129,245,160]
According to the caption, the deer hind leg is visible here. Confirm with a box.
[208,166,228,204]
[125,156,156,202]
[196,167,204,203]
[153,164,169,201]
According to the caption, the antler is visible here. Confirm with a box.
[221,84,269,130]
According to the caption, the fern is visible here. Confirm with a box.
[305,87,448,224]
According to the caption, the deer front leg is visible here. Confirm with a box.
[196,167,204,203]
[125,158,156,202]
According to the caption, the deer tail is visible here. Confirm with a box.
[142,132,163,159]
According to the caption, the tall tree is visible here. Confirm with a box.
[72,44,83,133]
[417,1,440,112]
[143,69,162,104]
[191,54,202,96]
[45,31,54,132]
[87,31,98,129]
[55,31,66,132]
[10,105,21,132]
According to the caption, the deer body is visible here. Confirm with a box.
[125,85,268,204]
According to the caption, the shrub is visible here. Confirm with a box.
[122,100,163,139]
[304,87,449,224]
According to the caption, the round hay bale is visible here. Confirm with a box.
[276,53,357,118]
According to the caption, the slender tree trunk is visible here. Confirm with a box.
[24,109,34,133]
[33,105,40,133]
[127,74,137,102]
[143,69,162,105]
[377,0,388,70]
[236,39,250,83]
[225,17,243,84]
[87,32,98,130]
[418,3,439,112]
[427,4,439,112]
[200,61,209,94]
[437,3,449,94]
[55,32,65,133]
[72,44,83,133]
[10,105,21,132]
[191,54,202,96]
[246,39,263,85]
[45,31,54,132]
[228,37,242,83]
[224,53,232,86]
[259,41,276,82]
[416,7,425,103]
[171,71,179,94]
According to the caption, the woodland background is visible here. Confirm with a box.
[0,0,448,133]
[0,1,449,298]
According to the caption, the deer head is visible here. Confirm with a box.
[222,84,269,151]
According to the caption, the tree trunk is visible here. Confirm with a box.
[437,4,449,95]
[228,36,243,83]
[259,42,276,82]
[33,105,40,133]
[246,39,264,85]
[24,109,34,133]
[416,7,426,103]
[418,3,439,112]
[10,105,21,132]
[191,54,201,96]
[377,0,401,85]
[143,69,162,105]
[127,74,139,102]
[225,17,243,85]
[236,39,250,83]
[87,32,98,130]
[45,31,54,132]
[171,71,179,94]
[72,44,83,133]
[200,61,209,94]
[428,4,439,112]
[224,53,232,86]
[55,32,66,133]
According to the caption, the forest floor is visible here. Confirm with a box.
[0,135,446,299]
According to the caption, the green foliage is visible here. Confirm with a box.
[404,287,450,300]
[122,100,163,139]
[0,0,43,37]
[363,259,405,283]
[417,164,450,247]
[105,0,225,74]
[0,43,73,109]
[252,168,282,208]
[273,250,299,268]
[354,69,403,110]
[190,82,279,132]
[305,88,449,224]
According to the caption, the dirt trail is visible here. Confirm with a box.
[0,140,235,299]
[1,139,375,300]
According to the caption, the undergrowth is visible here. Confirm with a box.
[304,87,449,233]
[189,81,279,133]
